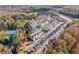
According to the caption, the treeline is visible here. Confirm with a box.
[0,14,37,31]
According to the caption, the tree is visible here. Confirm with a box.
[12,33,19,45]
[54,39,68,54]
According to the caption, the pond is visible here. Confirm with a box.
[6,30,16,36]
